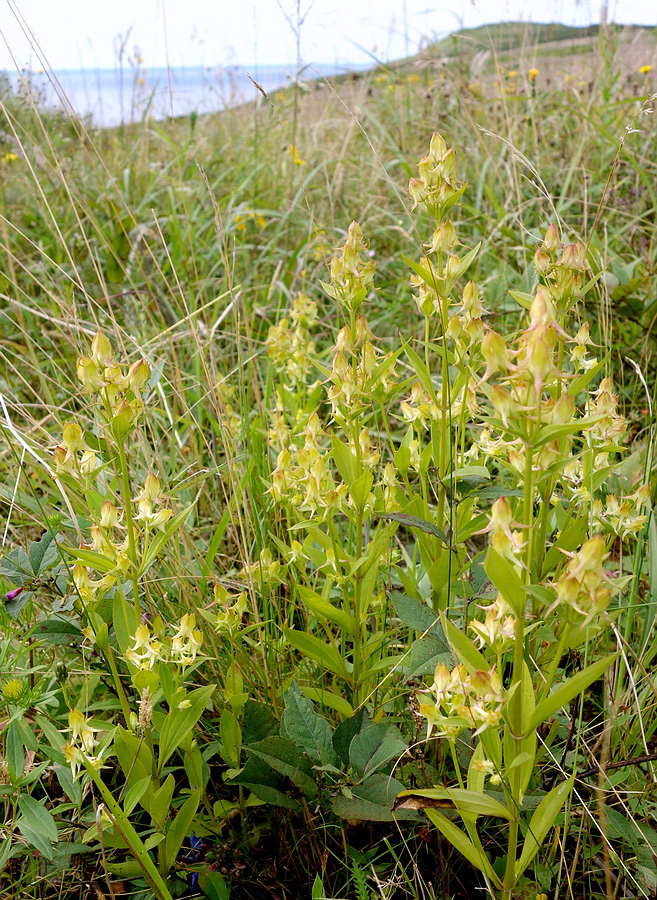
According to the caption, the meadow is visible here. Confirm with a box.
[0,20,657,900]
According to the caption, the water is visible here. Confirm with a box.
[3,62,365,128]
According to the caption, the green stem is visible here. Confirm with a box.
[117,442,141,620]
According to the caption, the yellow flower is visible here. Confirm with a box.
[528,68,539,82]
[639,64,652,74]
[2,680,23,700]
[1,152,17,164]
[235,214,246,232]
[255,214,266,228]
[508,70,517,77]
[287,145,306,166]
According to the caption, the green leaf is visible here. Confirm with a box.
[312,874,325,900]
[6,721,24,781]
[280,682,336,765]
[333,708,369,766]
[301,686,353,719]
[17,817,55,860]
[440,613,490,674]
[158,684,215,769]
[405,634,453,678]
[515,779,573,874]
[164,789,201,871]
[389,590,444,637]
[61,545,115,573]
[17,795,58,842]
[332,774,420,822]
[350,469,373,511]
[379,513,449,544]
[529,654,618,732]
[348,723,407,779]
[138,504,195,578]
[243,700,279,744]
[226,755,299,811]
[297,586,354,636]
[507,289,534,310]
[124,775,154,817]
[424,808,501,886]
[331,435,357,487]
[198,870,231,900]
[283,628,349,679]
[484,548,526,616]
[245,736,317,797]
[395,786,511,820]
[149,774,175,829]
[28,532,59,575]
[32,618,83,645]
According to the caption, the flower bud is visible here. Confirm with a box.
[543,223,560,252]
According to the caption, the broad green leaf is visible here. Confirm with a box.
[424,808,501,886]
[226,754,300,811]
[245,736,317,797]
[199,870,231,900]
[389,590,444,636]
[350,469,373,511]
[405,633,453,679]
[280,682,336,765]
[17,818,54,859]
[348,723,406,779]
[379,514,449,545]
[333,708,369,765]
[440,613,490,674]
[17,795,58,842]
[124,775,154,817]
[402,341,437,400]
[568,358,607,397]
[332,774,420,822]
[28,532,59,575]
[297,586,354,636]
[529,654,618,732]
[243,699,279,744]
[32,618,83,645]
[283,628,349,679]
[312,874,325,900]
[164,788,201,871]
[484,548,526,616]
[515,778,573,873]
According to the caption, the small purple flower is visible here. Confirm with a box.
[4,586,24,602]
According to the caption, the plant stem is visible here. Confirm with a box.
[117,442,141,620]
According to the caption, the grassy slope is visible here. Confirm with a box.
[0,20,656,898]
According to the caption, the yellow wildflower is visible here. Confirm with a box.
[288,145,306,166]
[2,680,23,700]
[528,68,539,82]
[639,64,652,74]
[1,152,17,164]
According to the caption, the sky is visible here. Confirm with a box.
[0,0,656,71]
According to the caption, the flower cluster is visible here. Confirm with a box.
[125,614,204,670]
[469,595,516,652]
[553,535,616,622]
[419,663,505,738]
[77,331,150,441]
[62,708,103,776]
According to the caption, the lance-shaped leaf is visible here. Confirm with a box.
[394,786,511,820]
[484,547,525,617]
[440,612,490,674]
[529,653,618,733]
[515,778,574,874]
[423,808,501,887]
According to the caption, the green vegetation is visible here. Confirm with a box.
[0,21,657,900]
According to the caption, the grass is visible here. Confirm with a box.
[0,19,657,900]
